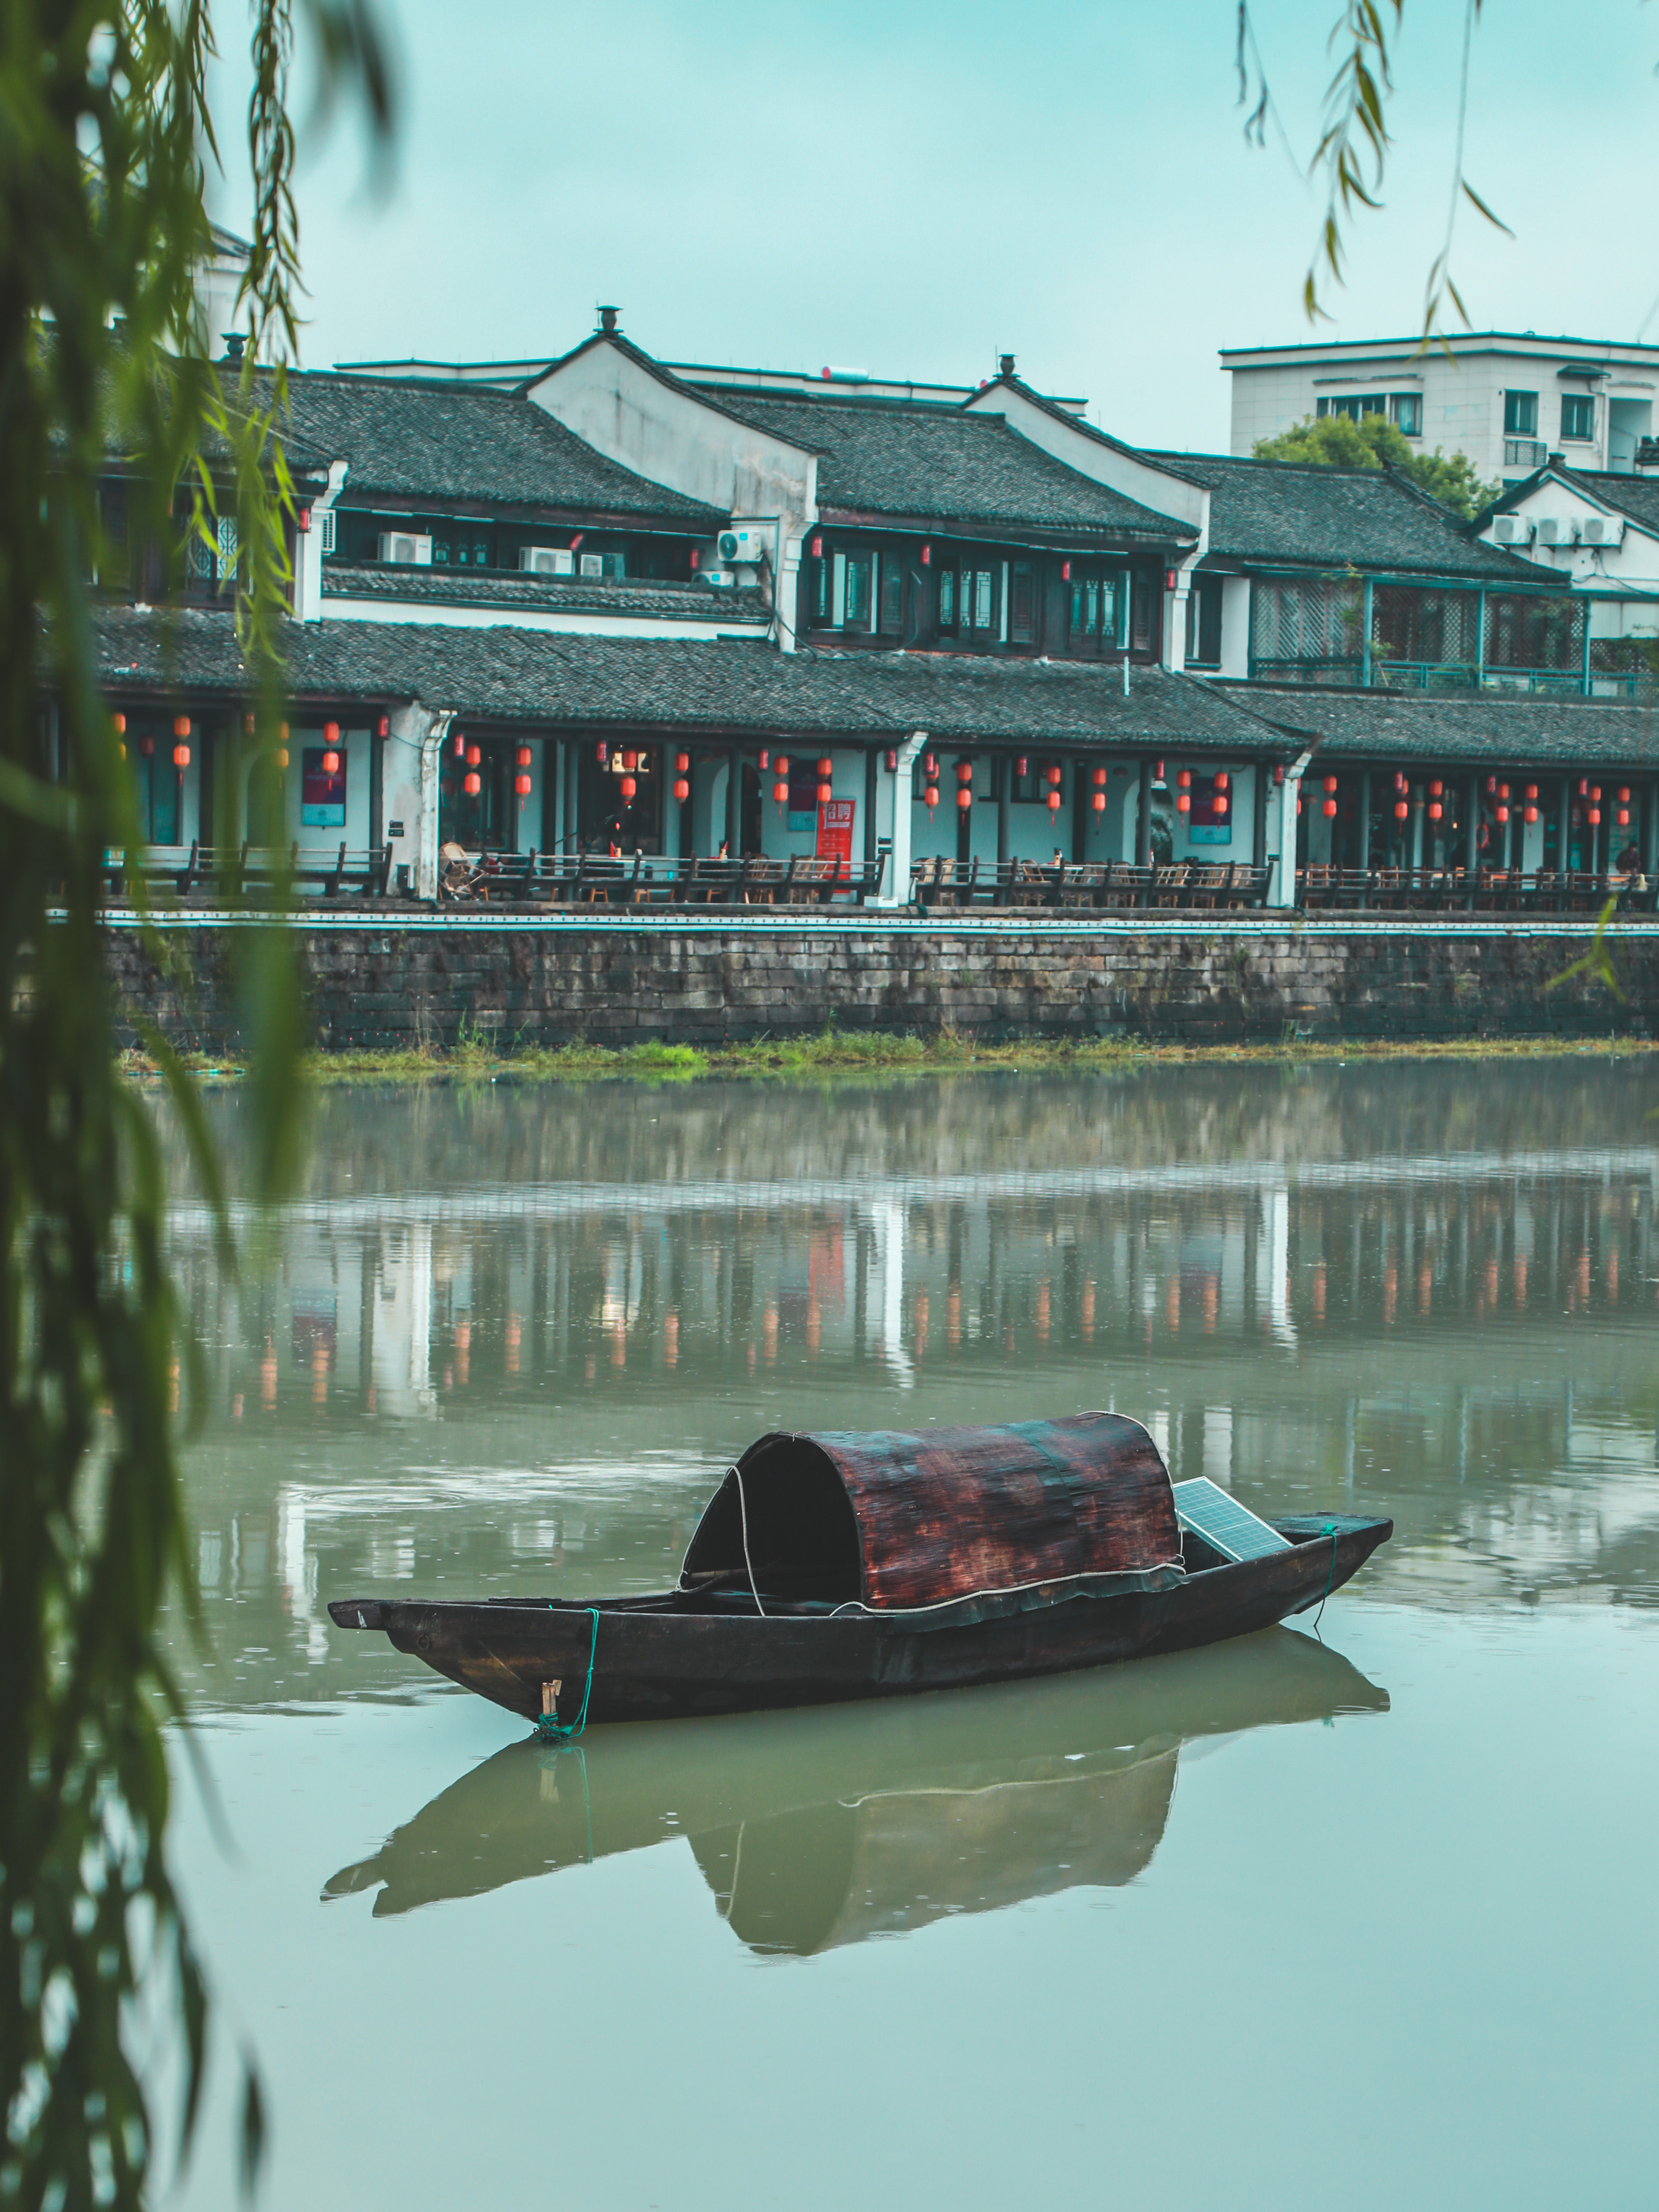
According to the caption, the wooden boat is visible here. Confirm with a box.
[323,1631,1389,1941]
[328,1413,1392,1726]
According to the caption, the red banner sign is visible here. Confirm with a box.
[817,797,855,878]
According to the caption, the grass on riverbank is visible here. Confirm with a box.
[122,1027,1659,1087]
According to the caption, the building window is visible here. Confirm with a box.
[1008,561,1036,645]
[844,553,872,628]
[807,554,830,626]
[937,567,955,629]
[879,554,904,635]
[1317,394,1387,422]
[1067,567,1128,651]
[1503,391,1539,438]
[1389,393,1422,437]
[1561,393,1595,442]
[1186,577,1223,668]
[940,563,995,637]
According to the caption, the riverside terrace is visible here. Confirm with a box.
[79,604,1659,915]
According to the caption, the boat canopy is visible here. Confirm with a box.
[680,1413,1183,1618]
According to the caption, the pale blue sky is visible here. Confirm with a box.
[210,0,1659,450]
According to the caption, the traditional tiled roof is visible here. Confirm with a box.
[1223,680,1659,765]
[319,563,769,624]
[1148,451,1545,581]
[1543,467,1659,537]
[89,607,1289,751]
[711,389,1191,542]
[268,371,722,520]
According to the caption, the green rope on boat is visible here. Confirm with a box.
[1310,1523,1339,1634]
[536,1606,599,1741]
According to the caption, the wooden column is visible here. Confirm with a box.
[726,746,741,858]
[1357,769,1371,870]
[997,753,1011,867]
[369,715,384,854]
[1466,775,1479,872]
[865,747,879,868]
[565,740,580,854]
[1136,758,1152,867]
[1645,776,1659,876]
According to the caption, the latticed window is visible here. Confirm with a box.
[1250,576,1365,680]
[1371,586,1479,671]
[1484,594,1585,671]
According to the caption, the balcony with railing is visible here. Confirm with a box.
[1250,581,1598,696]
[1504,438,1548,471]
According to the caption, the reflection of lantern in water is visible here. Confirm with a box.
[663,1309,679,1368]
[1382,1265,1398,1326]
[505,1313,521,1375]
[1165,1278,1181,1332]
[1080,1278,1095,1340]
[1035,1280,1051,1342]
[805,1298,822,1356]
[947,1284,962,1347]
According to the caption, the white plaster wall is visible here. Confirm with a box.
[1218,576,1252,679]
[279,724,372,852]
[525,341,815,523]
[968,386,1209,534]
[318,595,767,642]
[1478,478,1659,593]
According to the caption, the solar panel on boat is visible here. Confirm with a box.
[1172,1477,1291,1563]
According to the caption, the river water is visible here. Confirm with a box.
[160,1060,1659,2209]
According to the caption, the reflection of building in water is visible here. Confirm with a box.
[161,1115,1659,1707]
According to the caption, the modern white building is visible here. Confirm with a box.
[1223,332,1659,483]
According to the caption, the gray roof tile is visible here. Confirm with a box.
[90,606,1288,751]
[319,562,769,624]
[268,371,722,520]
[713,390,1191,541]
[1149,451,1546,581]
[1222,680,1659,765]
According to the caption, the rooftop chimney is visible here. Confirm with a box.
[998,353,1015,378]
[599,305,619,335]
[221,332,247,364]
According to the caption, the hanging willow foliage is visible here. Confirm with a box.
[0,4,389,2206]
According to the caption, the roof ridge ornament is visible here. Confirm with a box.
[598,305,619,335]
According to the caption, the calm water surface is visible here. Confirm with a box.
[160,1062,1659,2209]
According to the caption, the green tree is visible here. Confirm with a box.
[1253,412,1500,520]
[0,6,388,2208]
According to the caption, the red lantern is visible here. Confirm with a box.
[467,744,482,768]
[515,773,532,798]
[1297,797,1304,816]
[173,741,191,769]
[885,749,898,772]
[1273,764,1286,785]
[1176,769,1192,790]
[758,749,770,772]
[324,719,340,746]
[1429,779,1443,798]
[775,755,789,776]
[924,754,937,778]
[957,760,973,784]
[1091,790,1107,813]
[621,774,637,800]
[622,749,637,774]
[772,778,787,809]
[1061,559,1072,582]
[1323,798,1338,818]
[1618,807,1631,827]
[810,534,823,559]
[595,741,608,765]
[1524,783,1538,801]
[1579,778,1589,797]
[516,745,532,769]
[173,715,190,740]
[1214,771,1229,792]
[322,748,340,776]
[1214,794,1228,818]
[956,787,972,811]
[1395,771,1407,793]
[1497,782,1510,801]
[1524,805,1539,825]
[1588,807,1602,826]
[111,712,126,735]
[378,713,390,740]
[1495,804,1509,824]
[1015,756,1028,778]
[921,543,932,566]
[1394,800,1409,821]
[464,771,481,797]
[1590,785,1602,803]
[1046,764,1062,787]
[1092,765,1107,788]
[1618,786,1631,805]
[1176,794,1191,815]
[1323,774,1338,794]
[816,780,832,805]
[1486,776,1497,795]
[675,751,690,775]
[816,756,832,779]
[453,732,465,758]
[1046,789,1062,814]
[676,778,691,804]
[924,784,940,811]
[1428,801,1443,822]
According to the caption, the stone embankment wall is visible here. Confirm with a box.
[100,917,1659,1050]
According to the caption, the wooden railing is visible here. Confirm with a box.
[910,858,1275,911]
[1297,865,1658,915]
[101,841,394,901]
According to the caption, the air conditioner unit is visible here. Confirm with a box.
[703,568,736,589]
[520,546,574,576]
[579,552,603,579]
[717,525,772,565]
[377,531,432,566]
[1535,517,1579,548]
[1492,514,1533,546]
[1579,514,1626,548]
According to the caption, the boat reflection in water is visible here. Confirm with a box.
[325,1629,1386,1954]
